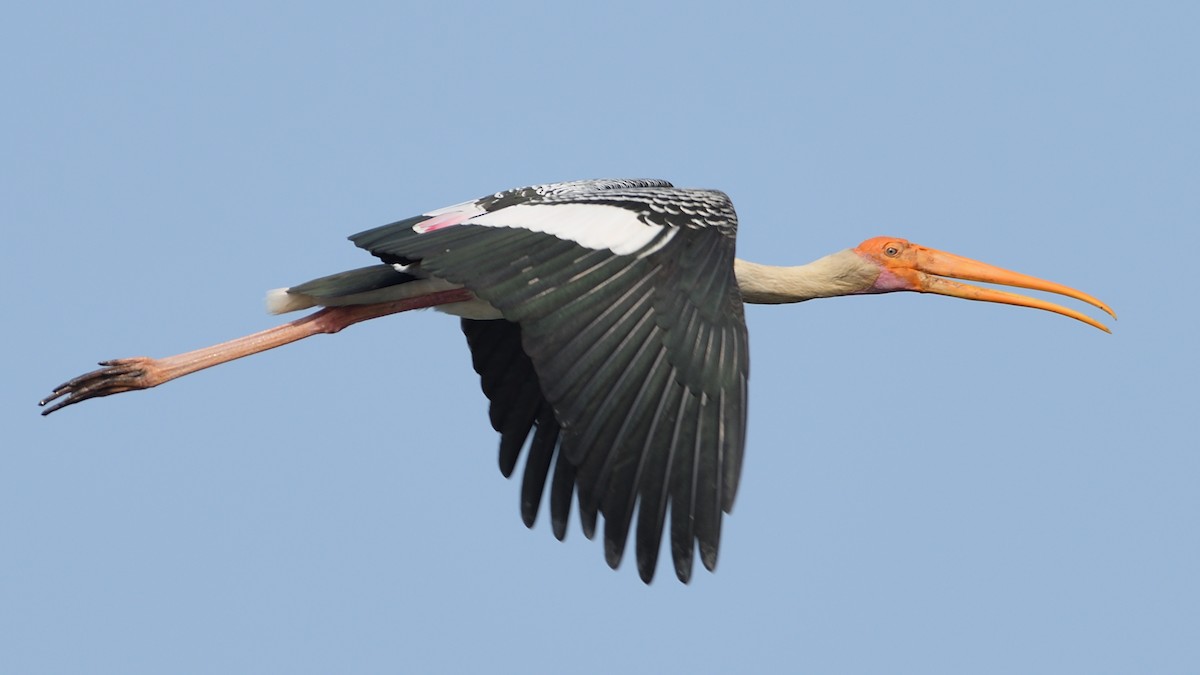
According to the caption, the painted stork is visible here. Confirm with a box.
[40,178,1114,583]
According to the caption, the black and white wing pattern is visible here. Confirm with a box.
[352,179,750,583]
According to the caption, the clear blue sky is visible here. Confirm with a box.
[3,2,1196,673]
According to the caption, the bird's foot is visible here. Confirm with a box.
[40,357,164,416]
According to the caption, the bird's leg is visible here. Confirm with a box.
[40,288,474,415]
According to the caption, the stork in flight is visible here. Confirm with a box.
[40,179,1114,583]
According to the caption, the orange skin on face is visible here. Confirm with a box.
[852,236,923,293]
[850,236,1115,331]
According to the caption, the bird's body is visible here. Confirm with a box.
[41,178,1115,583]
[272,179,751,583]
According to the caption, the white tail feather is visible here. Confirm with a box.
[266,288,317,315]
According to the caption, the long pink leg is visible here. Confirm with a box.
[40,288,475,415]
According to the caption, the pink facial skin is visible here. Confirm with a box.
[865,265,910,293]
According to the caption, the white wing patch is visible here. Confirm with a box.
[466,203,676,256]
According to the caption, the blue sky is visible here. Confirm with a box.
[3,2,1197,673]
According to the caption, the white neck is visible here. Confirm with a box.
[734,249,879,304]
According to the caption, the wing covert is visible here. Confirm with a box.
[352,181,749,583]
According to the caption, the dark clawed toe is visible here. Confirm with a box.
[39,357,157,416]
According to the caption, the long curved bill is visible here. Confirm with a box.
[913,247,1116,333]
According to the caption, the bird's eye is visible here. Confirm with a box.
[885,244,901,257]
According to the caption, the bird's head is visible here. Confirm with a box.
[851,236,1116,332]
